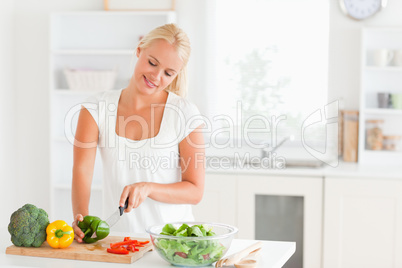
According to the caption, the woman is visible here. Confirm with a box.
[71,24,205,242]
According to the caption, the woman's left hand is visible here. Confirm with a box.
[120,182,152,212]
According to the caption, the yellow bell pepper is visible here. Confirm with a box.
[46,220,74,249]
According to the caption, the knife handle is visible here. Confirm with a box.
[119,198,129,216]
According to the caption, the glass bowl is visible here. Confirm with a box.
[146,222,238,267]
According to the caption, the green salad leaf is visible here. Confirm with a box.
[156,223,226,266]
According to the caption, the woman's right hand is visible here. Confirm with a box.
[72,214,85,243]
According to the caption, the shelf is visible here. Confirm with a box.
[52,89,107,96]
[362,149,402,158]
[363,27,402,32]
[53,184,102,191]
[364,108,402,115]
[360,149,402,166]
[359,27,402,165]
[53,10,176,16]
[52,49,135,55]
[364,66,402,72]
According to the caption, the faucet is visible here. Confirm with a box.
[261,135,294,158]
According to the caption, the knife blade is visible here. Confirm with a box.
[90,198,129,238]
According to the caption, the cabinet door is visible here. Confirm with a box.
[237,175,323,268]
[192,173,237,227]
[323,177,402,268]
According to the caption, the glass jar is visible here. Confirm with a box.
[342,111,359,162]
[382,135,401,151]
[365,119,384,150]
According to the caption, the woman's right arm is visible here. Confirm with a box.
[71,106,99,242]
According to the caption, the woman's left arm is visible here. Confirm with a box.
[121,126,205,212]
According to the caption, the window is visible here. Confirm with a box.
[205,0,330,149]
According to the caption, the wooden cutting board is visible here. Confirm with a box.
[5,236,153,264]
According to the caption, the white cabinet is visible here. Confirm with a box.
[195,170,402,268]
[49,11,175,221]
[359,27,402,165]
[193,173,323,268]
[323,177,402,268]
[237,175,323,268]
[192,173,237,227]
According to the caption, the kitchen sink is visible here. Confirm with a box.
[206,156,324,170]
[278,159,324,168]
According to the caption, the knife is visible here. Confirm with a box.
[91,198,129,238]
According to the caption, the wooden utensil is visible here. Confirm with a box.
[234,248,261,268]
[6,236,152,264]
[215,241,263,267]
[234,259,257,268]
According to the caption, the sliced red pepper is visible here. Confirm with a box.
[110,240,138,248]
[128,245,135,252]
[203,254,210,260]
[175,252,188,258]
[110,239,148,249]
[107,247,129,255]
[108,238,150,254]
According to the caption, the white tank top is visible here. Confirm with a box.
[82,89,204,233]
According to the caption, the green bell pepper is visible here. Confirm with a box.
[77,215,110,243]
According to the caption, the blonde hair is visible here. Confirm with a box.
[137,23,191,97]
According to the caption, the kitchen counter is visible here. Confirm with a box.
[206,161,402,180]
[0,229,295,268]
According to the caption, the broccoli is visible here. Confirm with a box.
[8,204,50,247]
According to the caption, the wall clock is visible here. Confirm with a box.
[339,0,387,20]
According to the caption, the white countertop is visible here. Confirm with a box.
[206,161,402,180]
[1,229,295,268]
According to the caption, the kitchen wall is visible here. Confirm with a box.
[2,0,402,227]
[9,0,106,226]
[0,0,16,228]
